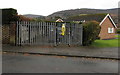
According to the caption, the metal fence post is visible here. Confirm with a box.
[54,22,57,46]
[68,22,71,46]
[81,24,83,45]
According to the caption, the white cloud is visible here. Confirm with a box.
[0,0,119,16]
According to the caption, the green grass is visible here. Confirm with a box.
[115,35,120,39]
[91,35,120,48]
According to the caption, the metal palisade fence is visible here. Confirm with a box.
[16,21,82,46]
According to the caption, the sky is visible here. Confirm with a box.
[0,0,119,16]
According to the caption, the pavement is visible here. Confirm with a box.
[2,44,119,60]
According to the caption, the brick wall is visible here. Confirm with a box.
[2,25,10,44]
[99,17,116,39]
[2,23,16,44]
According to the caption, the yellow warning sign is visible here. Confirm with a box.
[61,24,66,36]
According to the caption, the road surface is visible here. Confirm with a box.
[2,52,118,73]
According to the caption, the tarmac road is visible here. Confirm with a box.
[2,52,118,73]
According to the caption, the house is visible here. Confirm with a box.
[65,13,117,39]
[56,18,64,22]
[99,14,117,39]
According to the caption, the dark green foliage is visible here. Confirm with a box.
[2,8,18,24]
[82,21,101,46]
[116,29,120,34]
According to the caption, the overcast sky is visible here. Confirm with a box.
[0,0,119,16]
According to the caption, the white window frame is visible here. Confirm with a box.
[108,27,114,33]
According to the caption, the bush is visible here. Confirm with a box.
[82,21,101,46]
[116,29,120,34]
[2,8,18,24]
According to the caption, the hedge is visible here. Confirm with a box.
[82,21,101,46]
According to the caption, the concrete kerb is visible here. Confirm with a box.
[3,51,120,60]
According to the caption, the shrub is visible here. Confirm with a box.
[116,28,120,34]
[82,21,101,46]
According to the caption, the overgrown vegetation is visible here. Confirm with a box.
[17,15,33,21]
[82,21,101,46]
[2,8,18,24]
[2,8,35,24]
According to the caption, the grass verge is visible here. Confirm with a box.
[91,35,120,48]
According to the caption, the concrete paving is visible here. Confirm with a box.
[2,44,119,59]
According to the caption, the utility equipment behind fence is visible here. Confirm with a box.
[16,21,82,46]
